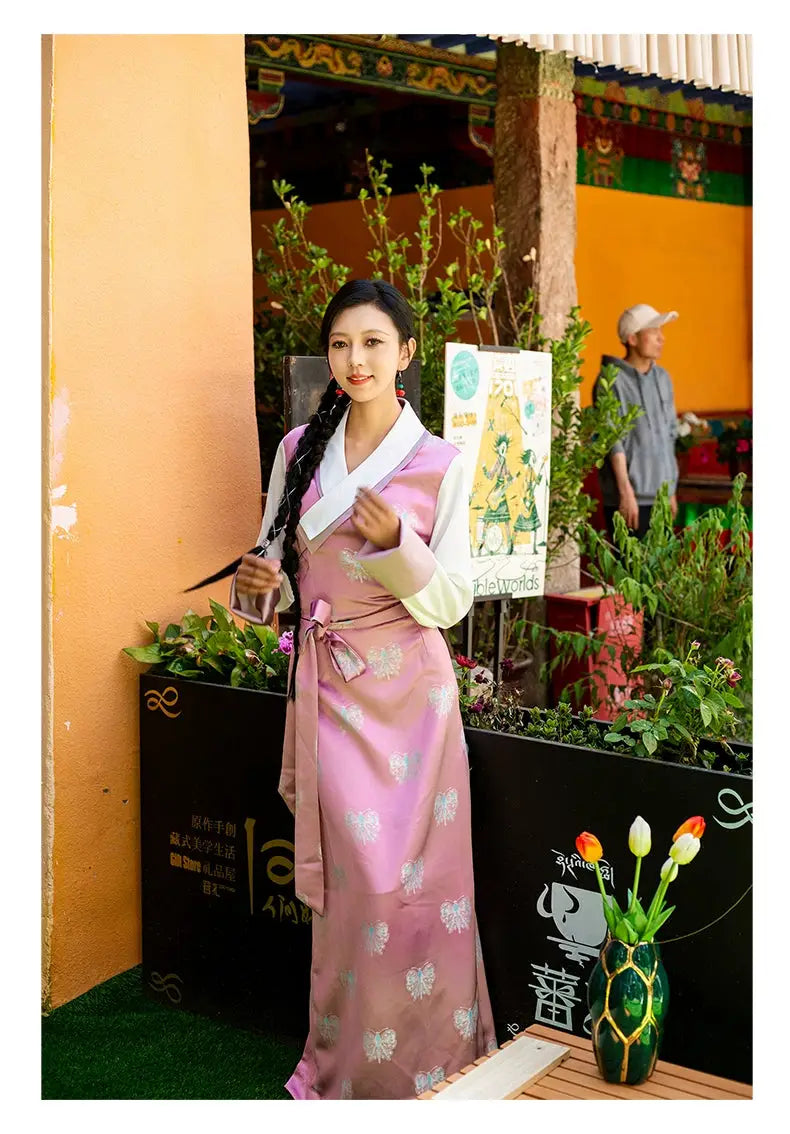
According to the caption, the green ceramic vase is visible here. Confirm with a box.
[587,937,669,1085]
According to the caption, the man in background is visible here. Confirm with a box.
[595,304,680,542]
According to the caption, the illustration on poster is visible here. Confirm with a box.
[444,343,552,601]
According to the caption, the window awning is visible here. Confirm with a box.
[487,35,752,98]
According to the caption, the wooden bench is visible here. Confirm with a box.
[418,1023,752,1100]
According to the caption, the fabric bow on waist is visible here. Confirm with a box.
[280,598,366,916]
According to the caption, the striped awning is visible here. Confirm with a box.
[487,35,752,98]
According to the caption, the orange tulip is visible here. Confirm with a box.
[575,832,603,863]
[673,816,706,842]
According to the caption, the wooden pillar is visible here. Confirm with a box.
[494,43,578,341]
[494,44,580,703]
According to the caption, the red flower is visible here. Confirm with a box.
[575,832,603,863]
[673,816,706,841]
[455,654,477,670]
[736,439,750,453]
[500,658,515,677]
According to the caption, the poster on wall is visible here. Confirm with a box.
[444,343,553,600]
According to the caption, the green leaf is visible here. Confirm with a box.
[230,664,243,688]
[164,624,181,640]
[123,644,162,664]
[642,731,658,755]
[144,621,160,641]
[700,701,713,728]
[209,599,234,632]
[601,901,617,934]
[643,905,676,941]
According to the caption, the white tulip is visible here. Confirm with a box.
[660,858,679,883]
[628,816,652,858]
[669,833,701,865]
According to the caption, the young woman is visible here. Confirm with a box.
[231,279,497,1100]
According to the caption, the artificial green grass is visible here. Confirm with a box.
[41,966,302,1099]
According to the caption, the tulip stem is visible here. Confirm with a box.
[629,857,642,915]
[644,876,671,936]
[593,862,609,908]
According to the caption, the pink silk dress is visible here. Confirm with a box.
[231,407,497,1099]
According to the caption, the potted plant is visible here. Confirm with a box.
[576,816,706,1085]
[716,416,752,481]
[675,411,711,479]
[457,666,751,1085]
[123,605,310,1036]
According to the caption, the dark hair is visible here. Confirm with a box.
[319,278,415,352]
[266,279,415,698]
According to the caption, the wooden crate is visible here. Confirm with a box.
[418,1025,752,1101]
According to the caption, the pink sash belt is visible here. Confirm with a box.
[280,598,368,916]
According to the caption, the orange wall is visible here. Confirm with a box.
[44,35,260,1008]
[576,185,752,412]
[253,184,752,412]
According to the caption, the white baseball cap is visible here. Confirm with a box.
[617,304,679,342]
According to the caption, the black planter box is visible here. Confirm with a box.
[467,725,752,1085]
[139,674,309,1038]
[140,674,752,1082]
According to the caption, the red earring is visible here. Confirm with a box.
[395,371,406,399]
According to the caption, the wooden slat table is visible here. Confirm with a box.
[419,1024,752,1100]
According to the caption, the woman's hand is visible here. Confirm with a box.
[235,554,283,596]
[351,487,400,550]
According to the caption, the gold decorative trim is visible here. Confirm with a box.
[148,971,183,1004]
[145,686,181,719]
[248,37,363,79]
[406,61,495,101]
[336,34,497,71]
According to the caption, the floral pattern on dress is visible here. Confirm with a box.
[366,643,404,680]
[389,751,422,784]
[428,683,456,717]
[400,857,424,896]
[338,703,364,732]
[339,548,370,583]
[340,1079,353,1099]
[406,962,436,1001]
[363,1028,397,1063]
[414,1067,445,1095]
[440,896,472,934]
[395,505,420,531]
[362,920,390,956]
[331,864,348,889]
[330,642,366,682]
[339,969,356,997]
[453,1000,479,1042]
[318,1014,340,1046]
[486,1037,498,1054]
[345,809,381,845]
[475,926,483,963]
[433,788,458,826]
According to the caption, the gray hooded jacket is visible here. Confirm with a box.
[594,356,678,507]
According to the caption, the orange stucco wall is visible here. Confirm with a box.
[44,35,260,1008]
[253,184,752,412]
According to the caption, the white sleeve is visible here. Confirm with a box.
[228,439,295,624]
[360,455,473,629]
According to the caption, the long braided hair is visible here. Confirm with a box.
[266,279,416,698]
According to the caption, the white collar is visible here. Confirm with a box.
[298,400,426,548]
